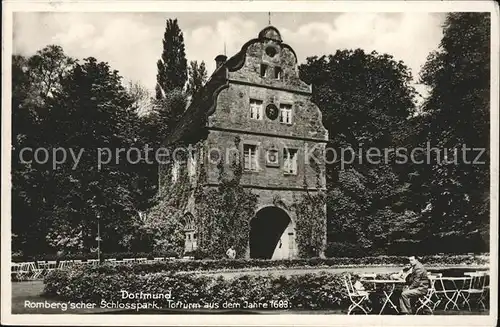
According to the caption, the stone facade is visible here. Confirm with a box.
[161,26,328,259]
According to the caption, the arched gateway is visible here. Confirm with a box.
[250,206,294,260]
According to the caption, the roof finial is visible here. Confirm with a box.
[268,12,271,25]
[224,41,226,56]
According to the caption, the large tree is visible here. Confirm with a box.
[11,46,76,255]
[418,12,490,252]
[11,48,160,255]
[155,18,187,99]
[186,60,208,97]
[299,49,419,255]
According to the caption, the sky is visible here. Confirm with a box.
[13,12,445,102]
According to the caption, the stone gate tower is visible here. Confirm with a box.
[161,26,328,259]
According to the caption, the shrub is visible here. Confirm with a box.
[44,268,349,310]
[325,242,368,258]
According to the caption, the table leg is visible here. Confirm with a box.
[378,284,398,315]
[442,280,460,311]
[451,281,462,310]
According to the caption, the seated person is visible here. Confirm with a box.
[398,256,430,314]
[353,276,366,292]
[351,275,372,312]
[390,265,412,280]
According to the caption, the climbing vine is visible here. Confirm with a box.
[154,136,327,259]
[291,151,327,258]
[195,136,258,258]
[292,191,327,258]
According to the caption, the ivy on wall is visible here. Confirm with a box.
[154,136,327,259]
[291,152,327,258]
[195,136,258,258]
[292,191,327,258]
[146,141,202,255]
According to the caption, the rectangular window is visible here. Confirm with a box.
[171,160,180,183]
[279,104,293,124]
[260,64,268,77]
[243,144,259,171]
[274,67,282,80]
[283,148,298,175]
[249,99,263,120]
[187,151,196,181]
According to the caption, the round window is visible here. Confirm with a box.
[265,46,277,58]
[266,104,279,120]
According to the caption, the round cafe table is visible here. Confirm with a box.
[361,279,406,314]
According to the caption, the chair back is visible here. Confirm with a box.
[344,273,360,297]
[467,272,487,291]
[12,263,21,272]
[429,274,447,293]
[58,261,69,269]
[87,259,99,266]
[483,271,490,289]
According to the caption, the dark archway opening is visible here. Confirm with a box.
[250,207,291,259]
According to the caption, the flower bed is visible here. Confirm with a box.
[58,254,488,275]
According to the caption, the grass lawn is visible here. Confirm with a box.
[12,281,119,314]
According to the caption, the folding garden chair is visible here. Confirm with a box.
[46,261,57,274]
[344,274,371,315]
[11,263,21,281]
[17,262,34,280]
[58,260,68,269]
[461,272,487,311]
[430,273,463,310]
[87,259,99,266]
[415,274,439,315]
[32,261,46,279]
[478,272,490,309]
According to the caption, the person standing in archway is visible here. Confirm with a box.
[226,245,236,259]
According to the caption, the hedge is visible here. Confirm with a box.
[44,267,358,310]
[43,266,489,312]
[54,254,488,275]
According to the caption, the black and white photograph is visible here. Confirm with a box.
[1,1,498,326]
